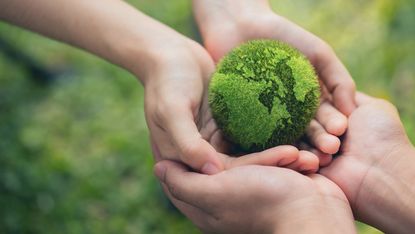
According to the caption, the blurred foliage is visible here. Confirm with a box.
[0,0,413,233]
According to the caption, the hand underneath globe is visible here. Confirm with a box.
[319,92,415,233]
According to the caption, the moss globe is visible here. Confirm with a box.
[209,40,320,152]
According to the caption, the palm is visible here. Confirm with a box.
[157,161,349,234]
[204,167,349,230]
[147,41,313,172]
[320,96,409,206]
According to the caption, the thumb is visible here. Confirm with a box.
[165,105,224,174]
[153,160,218,208]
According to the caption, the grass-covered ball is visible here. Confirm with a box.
[209,40,320,152]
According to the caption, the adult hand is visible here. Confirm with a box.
[320,92,415,233]
[154,160,356,234]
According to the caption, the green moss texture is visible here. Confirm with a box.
[209,40,320,152]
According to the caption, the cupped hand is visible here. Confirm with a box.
[154,160,356,234]
[193,0,352,157]
[320,92,414,220]
[145,38,321,174]
[194,0,356,115]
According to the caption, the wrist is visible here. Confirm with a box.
[107,22,191,85]
[355,144,415,233]
[271,195,355,234]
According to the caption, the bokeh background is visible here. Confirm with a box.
[0,0,414,233]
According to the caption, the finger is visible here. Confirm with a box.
[159,182,212,229]
[306,119,341,155]
[285,150,319,174]
[154,160,219,207]
[164,105,223,174]
[268,17,356,115]
[355,91,375,106]
[312,46,357,116]
[298,142,332,167]
[315,102,348,136]
[223,145,299,169]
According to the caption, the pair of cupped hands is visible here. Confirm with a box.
[146,3,414,233]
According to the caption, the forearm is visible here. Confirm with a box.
[272,197,356,234]
[356,146,415,234]
[0,0,186,83]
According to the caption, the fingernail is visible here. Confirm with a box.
[154,163,167,182]
[201,162,220,175]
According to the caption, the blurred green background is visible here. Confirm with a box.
[0,0,414,233]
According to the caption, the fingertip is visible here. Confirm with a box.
[275,145,300,166]
[201,162,221,175]
[317,134,341,155]
[180,139,224,174]
[275,145,300,156]
[299,150,319,163]
[335,99,355,117]
[258,145,300,167]
[326,116,348,136]
[318,154,333,167]
[286,150,319,174]
[299,150,319,174]
[307,148,333,167]
[334,88,357,116]
[201,150,225,175]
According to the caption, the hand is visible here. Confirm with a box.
[145,37,322,174]
[193,0,352,157]
[193,0,356,115]
[0,0,332,173]
[320,92,415,233]
[154,160,356,234]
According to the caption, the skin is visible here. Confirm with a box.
[156,92,415,234]
[0,0,345,174]
[192,0,354,154]
[320,92,415,233]
[5,1,413,233]
[154,160,357,234]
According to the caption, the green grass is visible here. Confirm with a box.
[0,0,414,233]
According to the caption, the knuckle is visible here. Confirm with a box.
[154,96,180,122]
